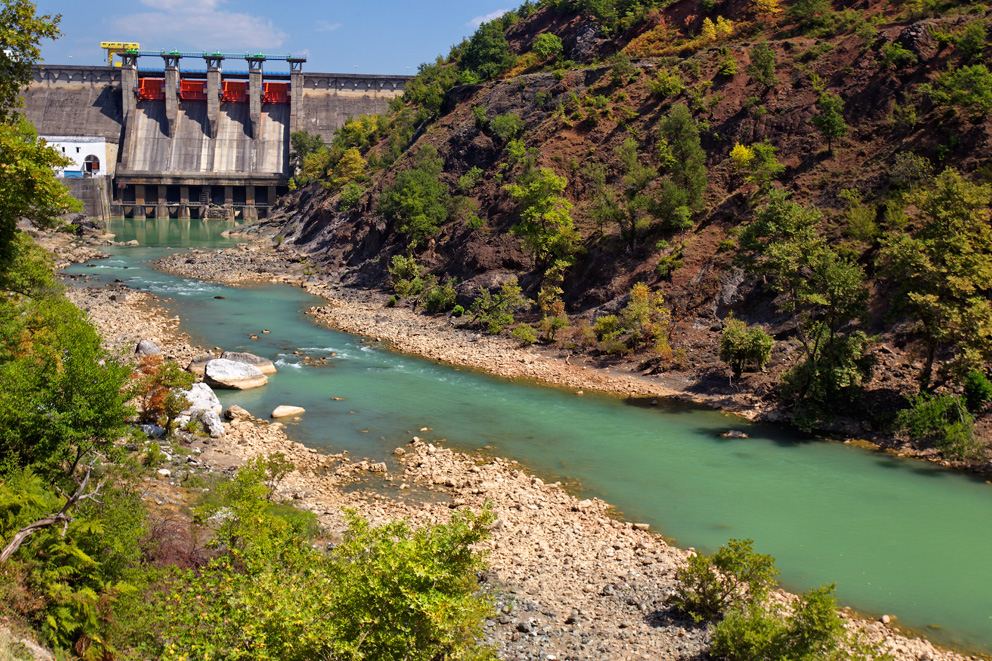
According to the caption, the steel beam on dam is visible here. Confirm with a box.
[24,61,409,220]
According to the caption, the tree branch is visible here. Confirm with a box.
[0,461,106,564]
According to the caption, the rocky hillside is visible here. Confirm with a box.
[263,0,992,460]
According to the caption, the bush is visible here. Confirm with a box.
[719,318,774,378]
[711,583,882,661]
[457,166,484,193]
[489,112,525,143]
[460,20,516,81]
[423,278,458,314]
[512,324,538,346]
[470,278,531,334]
[963,370,992,412]
[377,147,450,249]
[338,181,364,210]
[648,68,685,97]
[669,538,778,622]
[922,64,992,120]
[533,32,563,60]
[896,392,982,458]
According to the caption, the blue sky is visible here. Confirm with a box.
[38,0,511,75]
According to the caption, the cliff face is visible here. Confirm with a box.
[266,0,992,444]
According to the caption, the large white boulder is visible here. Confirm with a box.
[204,358,268,390]
[180,382,222,416]
[221,351,278,374]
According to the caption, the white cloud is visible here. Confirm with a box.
[112,2,288,52]
[316,21,342,32]
[466,9,509,28]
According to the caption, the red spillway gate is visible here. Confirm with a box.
[221,80,248,102]
[137,78,165,100]
[180,79,207,101]
[263,82,289,103]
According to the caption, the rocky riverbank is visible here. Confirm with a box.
[47,237,972,660]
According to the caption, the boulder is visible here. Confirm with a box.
[204,359,268,390]
[221,351,277,374]
[199,410,225,438]
[187,354,214,378]
[719,430,749,439]
[135,339,161,355]
[271,405,306,418]
[179,382,222,417]
[224,404,253,421]
[141,423,165,438]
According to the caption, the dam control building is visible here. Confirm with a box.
[23,52,410,220]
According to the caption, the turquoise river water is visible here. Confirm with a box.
[67,219,992,655]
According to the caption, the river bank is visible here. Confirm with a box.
[155,240,991,475]
[34,227,976,660]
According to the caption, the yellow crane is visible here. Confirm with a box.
[100,42,140,67]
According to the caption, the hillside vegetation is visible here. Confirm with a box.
[276,0,992,464]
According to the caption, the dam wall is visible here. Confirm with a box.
[21,64,410,220]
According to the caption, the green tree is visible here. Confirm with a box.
[669,538,778,622]
[656,103,707,229]
[533,32,563,60]
[812,92,848,152]
[880,169,992,390]
[0,117,80,272]
[470,278,531,334]
[586,137,659,249]
[489,111,525,143]
[0,0,63,121]
[720,317,775,379]
[711,583,883,661]
[922,64,992,120]
[460,20,516,81]
[739,191,873,419]
[378,146,451,249]
[289,130,325,172]
[746,41,777,89]
[787,0,832,32]
[0,263,134,479]
[505,168,580,267]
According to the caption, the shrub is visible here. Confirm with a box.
[963,370,992,412]
[338,181,364,211]
[451,304,465,317]
[896,392,981,458]
[648,68,685,97]
[377,147,450,249]
[423,278,459,314]
[711,583,882,661]
[457,166,484,193]
[388,255,423,297]
[922,64,992,120]
[470,278,531,334]
[719,318,775,378]
[746,41,777,89]
[460,20,516,80]
[512,324,538,346]
[489,112,525,143]
[533,32,563,60]
[881,41,917,68]
[669,538,778,622]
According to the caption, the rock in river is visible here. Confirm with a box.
[221,350,278,374]
[271,405,306,418]
[204,358,268,390]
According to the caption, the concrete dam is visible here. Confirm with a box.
[24,55,410,220]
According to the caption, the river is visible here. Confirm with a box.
[67,218,992,655]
